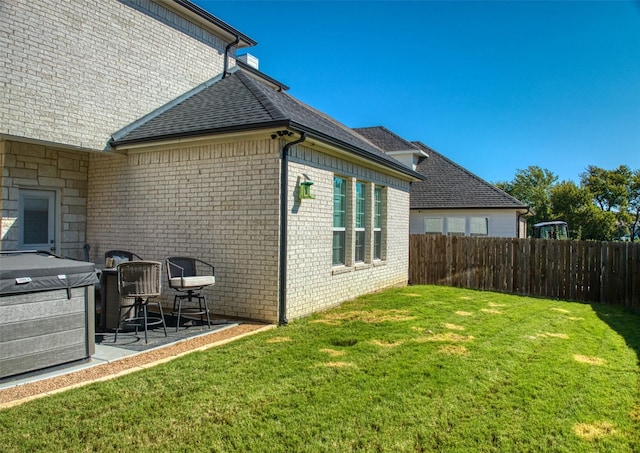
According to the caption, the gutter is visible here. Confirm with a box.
[278,131,307,326]
[112,121,423,182]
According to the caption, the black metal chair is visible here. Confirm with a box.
[166,257,215,331]
[105,250,142,263]
[115,260,167,344]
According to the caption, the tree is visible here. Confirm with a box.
[550,181,589,240]
[580,165,631,212]
[495,166,558,235]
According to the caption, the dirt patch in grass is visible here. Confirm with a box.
[574,354,607,366]
[488,302,506,307]
[444,323,465,331]
[567,317,585,321]
[459,296,473,300]
[321,362,355,368]
[370,339,403,348]
[319,348,346,357]
[573,421,617,441]
[319,309,415,323]
[418,332,475,343]
[438,345,468,356]
[542,333,569,339]
[267,337,292,343]
[403,293,422,297]
[481,308,503,314]
[455,311,473,317]
[309,319,341,326]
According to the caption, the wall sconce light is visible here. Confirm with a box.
[299,180,315,200]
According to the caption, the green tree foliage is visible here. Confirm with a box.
[580,165,631,212]
[497,165,638,241]
[494,166,557,235]
[550,181,589,240]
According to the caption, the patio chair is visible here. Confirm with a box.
[115,260,167,344]
[166,257,214,331]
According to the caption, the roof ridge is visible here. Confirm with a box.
[377,126,421,150]
[411,141,527,207]
[235,71,288,122]
[354,126,421,151]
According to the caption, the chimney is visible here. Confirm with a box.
[238,53,259,70]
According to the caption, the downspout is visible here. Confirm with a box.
[517,207,531,238]
[278,132,307,326]
[222,36,240,78]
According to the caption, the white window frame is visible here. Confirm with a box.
[332,176,347,266]
[354,181,366,263]
[373,186,383,260]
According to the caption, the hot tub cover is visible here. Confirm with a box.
[0,252,98,295]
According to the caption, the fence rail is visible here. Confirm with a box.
[408,235,640,308]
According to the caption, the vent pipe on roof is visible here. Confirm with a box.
[222,35,240,78]
[278,131,307,326]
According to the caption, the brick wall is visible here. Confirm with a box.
[286,143,411,320]
[1,140,89,259]
[1,0,231,150]
[86,137,412,323]
[87,138,282,322]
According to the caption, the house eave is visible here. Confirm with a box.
[111,122,424,181]
[288,122,424,182]
[162,0,257,47]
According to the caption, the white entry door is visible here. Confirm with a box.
[18,189,56,252]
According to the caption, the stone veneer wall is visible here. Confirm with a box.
[86,138,282,322]
[1,0,231,150]
[1,140,89,259]
[285,144,411,320]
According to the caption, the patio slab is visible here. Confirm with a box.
[0,319,238,391]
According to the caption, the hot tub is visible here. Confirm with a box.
[0,251,98,379]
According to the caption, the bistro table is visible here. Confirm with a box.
[98,266,126,331]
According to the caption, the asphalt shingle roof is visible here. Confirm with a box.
[353,126,422,152]
[111,70,421,180]
[410,141,528,210]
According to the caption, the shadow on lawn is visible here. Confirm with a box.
[591,302,640,365]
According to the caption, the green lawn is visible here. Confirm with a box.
[1,286,639,452]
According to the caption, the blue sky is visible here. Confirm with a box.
[194,1,640,184]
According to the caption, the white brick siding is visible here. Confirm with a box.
[286,143,410,320]
[84,138,411,323]
[1,0,231,150]
[87,138,282,322]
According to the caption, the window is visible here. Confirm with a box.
[425,218,444,235]
[18,189,55,251]
[446,217,465,236]
[470,217,489,236]
[332,176,347,265]
[332,177,386,268]
[355,182,366,262]
[374,186,383,260]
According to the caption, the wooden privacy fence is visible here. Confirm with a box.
[409,235,640,308]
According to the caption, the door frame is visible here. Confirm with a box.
[17,188,60,254]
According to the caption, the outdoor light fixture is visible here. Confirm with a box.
[299,180,315,200]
